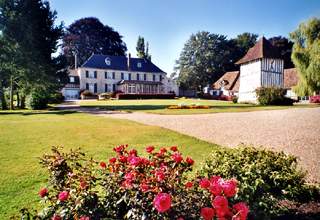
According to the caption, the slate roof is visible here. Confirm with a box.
[81,54,165,73]
[235,37,281,65]
[213,71,240,92]
[284,68,299,88]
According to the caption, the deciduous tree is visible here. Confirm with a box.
[269,36,294,69]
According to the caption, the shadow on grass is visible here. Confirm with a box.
[0,110,77,116]
[273,213,320,220]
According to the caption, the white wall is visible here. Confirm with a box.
[238,60,261,103]
[162,77,179,95]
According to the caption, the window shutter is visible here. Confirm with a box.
[137,74,140,81]
[94,71,97,78]
[160,75,162,81]
[144,74,146,81]
[86,71,89,78]
[121,72,124,80]
[112,72,115,79]
[113,84,116,92]
[153,75,155,81]
[105,84,108,92]
[86,83,89,90]
[94,83,97,93]
[105,72,107,79]
[129,73,131,80]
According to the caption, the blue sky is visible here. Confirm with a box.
[48,0,320,73]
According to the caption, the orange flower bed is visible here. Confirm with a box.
[167,105,210,109]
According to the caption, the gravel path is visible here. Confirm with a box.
[103,107,320,182]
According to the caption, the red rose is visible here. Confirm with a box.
[118,155,127,163]
[210,175,221,183]
[233,202,249,220]
[128,156,141,166]
[212,196,229,218]
[155,170,165,182]
[140,183,149,192]
[124,171,135,181]
[109,157,116,163]
[199,178,211,189]
[38,187,48,198]
[200,207,215,220]
[172,152,183,163]
[221,179,237,197]
[209,181,223,196]
[160,147,167,154]
[100,161,106,169]
[113,145,124,153]
[170,146,178,151]
[129,149,137,156]
[185,181,193,188]
[79,216,90,220]
[51,214,62,220]
[146,146,155,153]
[58,191,69,202]
[186,157,194,165]
[80,180,87,189]
[153,193,171,213]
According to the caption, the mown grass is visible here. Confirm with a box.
[78,98,316,115]
[0,111,218,219]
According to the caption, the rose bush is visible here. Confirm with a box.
[21,146,249,220]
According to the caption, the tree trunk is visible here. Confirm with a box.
[0,75,8,110]
[16,91,20,108]
[9,76,14,110]
[21,95,25,109]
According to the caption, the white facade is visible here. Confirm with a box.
[238,58,284,103]
[162,77,179,96]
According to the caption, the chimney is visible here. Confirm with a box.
[127,53,131,70]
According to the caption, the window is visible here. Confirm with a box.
[70,76,75,83]
[105,72,112,79]
[137,62,142,68]
[112,72,115,79]
[153,75,156,81]
[88,71,96,78]
[121,72,124,80]
[128,84,136,93]
[160,75,163,81]
[144,74,147,81]
[128,73,131,80]
[105,57,111,66]
[124,73,129,80]
[105,84,108,92]
[112,84,116,92]
[105,72,108,79]
[137,73,140,81]
[105,84,112,92]
[85,71,89,78]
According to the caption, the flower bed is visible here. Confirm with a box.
[22,146,249,220]
[167,104,210,109]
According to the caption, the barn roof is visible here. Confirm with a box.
[213,71,240,92]
[81,54,165,73]
[235,37,281,65]
[284,68,299,88]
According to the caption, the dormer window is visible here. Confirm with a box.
[105,57,111,66]
[137,62,142,68]
[70,76,75,83]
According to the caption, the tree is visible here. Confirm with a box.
[0,0,64,109]
[176,32,232,90]
[290,17,320,96]
[136,36,151,60]
[62,17,127,67]
[268,36,294,68]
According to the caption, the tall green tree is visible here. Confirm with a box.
[136,36,151,60]
[269,36,294,68]
[0,0,64,108]
[63,17,127,67]
[290,17,320,96]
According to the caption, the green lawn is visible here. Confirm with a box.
[79,98,316,114]
[0,111,218,219]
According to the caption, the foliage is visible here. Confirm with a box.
[22,146,249,220]
[290,17,320,96]
[98,92,113,100]
[62,17,127,67]
[48,92,64,104]
[268,36,294,69]
[256,87,294,105]
[232,96,238,103]
[176,32,257,90]
[26,88,50,110]
[199,147,320,219]
[136,36,151,60]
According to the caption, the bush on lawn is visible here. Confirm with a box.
[232,96,238,103]
[199,147,320,219]
[98,92,113,100]
[26,88,50,110]
[80,90,98,100]
[256,87,294,105]
[48,92,64,104]
[117,93,175,99]
[21,146,249,220]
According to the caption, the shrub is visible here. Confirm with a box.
[48,92,64,104]
[199,147,320,219]
[117,93,175,99]
[21,146,249,220]
[81,90,98,100]
[232,96,238,103]
[256,87,294,105]
[26,89,50,110]
[310,95,320,103]
[98,92,113,100]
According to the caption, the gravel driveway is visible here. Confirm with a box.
[104,107,320,182]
